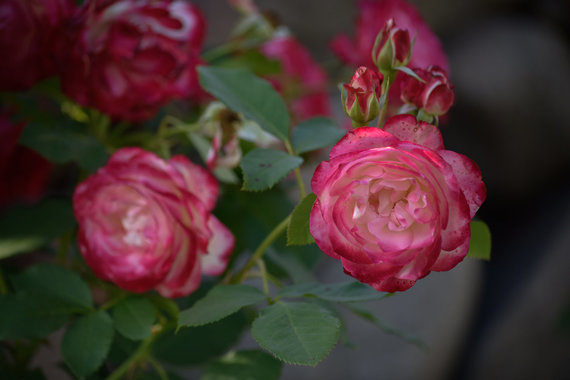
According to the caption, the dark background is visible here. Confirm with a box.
[192,0,570,379]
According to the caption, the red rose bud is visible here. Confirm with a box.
[372,19,411,72]
[401,66,454,116]
[61,0,207,122]
[0,0,75,91]
[343,66,383,124]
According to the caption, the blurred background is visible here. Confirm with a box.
[190,0,570,379]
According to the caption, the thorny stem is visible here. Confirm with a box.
[231,214,291,284]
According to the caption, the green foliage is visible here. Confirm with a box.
[0,199,76,259]
[61,310,114,377]
[0,293,78,339]
[19,119,108,172]
[287,193,317,246]
[291,117,346,154]
[201,349,282,380]
[276,280,389,303]
[11,263,93,309]
[153,312,248,366]
[240,148,303,191]
[215,50,282,76]
[112,296,157,340]
[197,66,290,141]
[467,221,492,260]
[251,301,340,366]
[179,284,266,328]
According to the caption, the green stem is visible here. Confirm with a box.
[57,232,72,266]
[147,355,168,380]
[284,141,306,199]
[231,214,291,284]
[0,267,7,295]
[105,333,156,380]
[377,70,397,129]
[256,259,270,297]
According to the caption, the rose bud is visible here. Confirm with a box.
[310,115,486,292]
[343,66,383,124]
[372,19,411,72]
[61,0,207,122]
[261,36,332,122]
[401,66,455,116]
[73,148,234,298]
[330,0,449,114]
[0,0,74,91]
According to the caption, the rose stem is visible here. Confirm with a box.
[231,214,291,284]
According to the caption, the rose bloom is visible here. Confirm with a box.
[401,65,454,116]
[261,35,331,122]
[0,112,52,208]
[0,0,74,91]
[310,115,486,292]
[61,0,206,121]
[73,148,234,298]
[330,0,448,113]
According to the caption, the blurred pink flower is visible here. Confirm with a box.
[0,0,74,91]
[261,36,331,123]
[61,0,207,121]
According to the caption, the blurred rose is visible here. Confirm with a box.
[330,0,449,113]
[401,65,454,116]
[0,113,52,208]
[310,115,485,292]
[261,35,331,122]
[61,0,206,122]
[0,0,74,91]
[73,148,234,298]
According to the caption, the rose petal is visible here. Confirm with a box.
[201,216,235,276]
[329,127,397,159]
[383,114,443,150]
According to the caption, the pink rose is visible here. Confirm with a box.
[260,36,331,122]
[401,66,454,116]
[61,0,206,121]
[310,115,486,292]
[343,66,383,124]
[0,112,52,208]
[330,0,449,113]
[0,0,74,91]
[73,148,234,298]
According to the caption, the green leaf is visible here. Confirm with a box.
[216,50,282,76]
[0,199,76,259]
[276,280,388,303]
[342,303,427,350]
[19,119,108,172]
[112,297,156,340]
[395,66,426,83]
[240,148,303,191]
[0,293,78,339]
[251,301,340,366]
[467,221,491,260]
[291,117,346,154]
[287,193,317,246]
[179,284,266,328]
[61,310,114,377]
[11,264,92,309]
[198,66,290,141]
[153,312,248,366]
[201,349,282,380]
